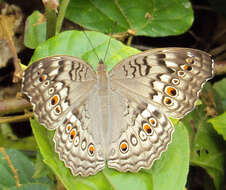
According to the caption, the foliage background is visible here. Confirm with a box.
[0,0,225,190]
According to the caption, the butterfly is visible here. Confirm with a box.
[22,47,214,177]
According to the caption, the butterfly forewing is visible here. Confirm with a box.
[22,56,97,130]
[109,48,214,118]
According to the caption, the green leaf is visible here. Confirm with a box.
[24,11,47,49]
[0,148,53,190]
[9,184,54,190]
[29,30,189,190]
[208,112,226,141]
[182,104,225,190]
[213,78,226,111]
[33,151,54,179]
[0,123,37,151]
[151,122,189,190]
[65,0,193,37]
[30,30,139,71]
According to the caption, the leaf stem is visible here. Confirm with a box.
[55,0,70,34]
[0,16,23,83]
[0,148,21,188]
[45,7,57,39]
[127,35,133,46]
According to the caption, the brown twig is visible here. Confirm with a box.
[209,43,226,57]
[132,44,152,51]
[0,98,31,115]
[0,16,23,83]
[193,5,214,12]
[0,112,34,124]
[214,61,226,75]
[0,147,21,188]
[188,30,204,45]
[212,28,226,45]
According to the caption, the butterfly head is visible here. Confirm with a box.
[96,59,107,74]
[99,59,104,65]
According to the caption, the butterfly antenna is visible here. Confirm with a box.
[103,21,118,63]
[82,30,100,61]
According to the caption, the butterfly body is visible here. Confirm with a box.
[22,48,214,177]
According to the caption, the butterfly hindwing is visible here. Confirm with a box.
[107,90,174,172]
[54,89,105,177]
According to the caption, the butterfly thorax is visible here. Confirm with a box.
[96,60,108,97]
[96,60,109,146]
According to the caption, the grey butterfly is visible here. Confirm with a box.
[22,47,214,177]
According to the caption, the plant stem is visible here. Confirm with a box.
[0,148,21,188]
[56,0,70,34]
[127,35,133,46]
[46,7,57,39]
[0,97,31,115]
[0,16,23,83]
[0,112,34,124]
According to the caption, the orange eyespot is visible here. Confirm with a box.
[143,123,152,134]
[183,65,192,71]
[166,87,177,96]
[120,142,128,153]
[66,124,72,132]
[149,118,156,126]
[51,95,59,105]
[70,129,76,140]
[164,97,172,105]
[55,106,61,113]
[186,57,194,64]
[88,144,95,155]
[39,74,47,82]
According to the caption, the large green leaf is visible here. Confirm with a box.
[0,148,53,190]
[65,0,193,37]
[208,78,226,140]
[24,11,47,49]
[182,104,225,190]
[209,112,226,141]
[29,30,189,190]
[151,122,189,190]
[213,78,226,111]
